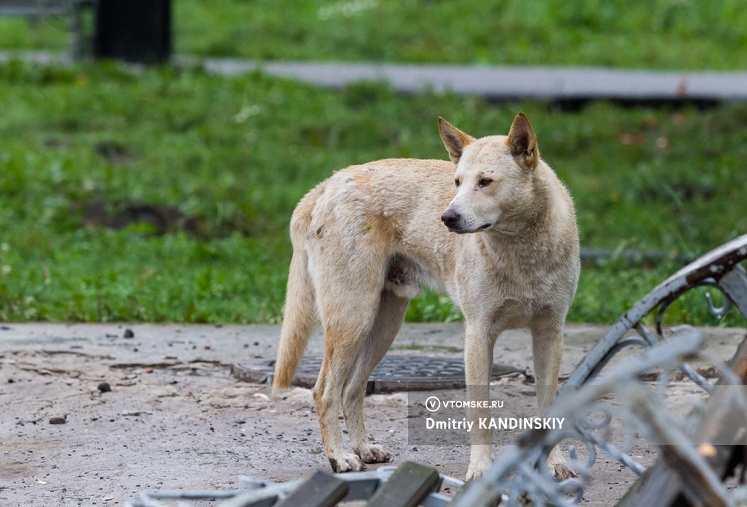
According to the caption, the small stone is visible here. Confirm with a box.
[123,329,135,338]
[97,382,111,393]
[49,416,67,425]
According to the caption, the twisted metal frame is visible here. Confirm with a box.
[451,330,747,506]
[565,234,747,389]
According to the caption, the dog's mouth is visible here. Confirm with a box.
[446,223,492,234]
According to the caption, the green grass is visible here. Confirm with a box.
[0,60,745,326]
[0,0,746,70]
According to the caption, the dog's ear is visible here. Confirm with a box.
[438,117,475,165]
[506,113,540,170]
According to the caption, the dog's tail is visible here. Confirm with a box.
[272,188,320,394]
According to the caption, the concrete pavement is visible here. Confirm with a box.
[2,50,747,101]
[1,322,745,506]
[1,322,745,380]
[203,59,747,101]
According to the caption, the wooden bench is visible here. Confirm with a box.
[128,462,452,507]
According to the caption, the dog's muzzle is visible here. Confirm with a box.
[442,209,491,233]
[441,209,462,231]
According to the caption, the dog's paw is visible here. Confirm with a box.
[547,446,577,480]
[465,464,489,481]
[550,462,577,480]
[356,443,391,464]
[329,453,366,473]
[464,468,482,482]
[465,449,492,481]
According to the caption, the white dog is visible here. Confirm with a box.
[273,113,580,480]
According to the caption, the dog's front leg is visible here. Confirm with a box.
[464,321,494,481]
[531,318,575,479]
[530,321,562,415]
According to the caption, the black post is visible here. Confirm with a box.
[94,0,172,64]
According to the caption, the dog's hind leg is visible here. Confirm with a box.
[312,275,386,473]
[342,289,409,464]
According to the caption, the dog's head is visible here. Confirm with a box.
[438,113,541,234]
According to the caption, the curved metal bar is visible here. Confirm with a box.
[654,277,724,335]
[577,407,612,431]
[566,235,747,388]
[705,289,732,319]
[574,423,646,475]
[586,337,650,382]
[654,292,680,337]
[635,323,659,346]
[677,362,712,392]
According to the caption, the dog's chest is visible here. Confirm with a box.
[456,239,570,313]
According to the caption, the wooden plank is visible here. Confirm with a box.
[366,462,440,507]
[275,470,348,507]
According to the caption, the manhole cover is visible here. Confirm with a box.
[232,355,526,394]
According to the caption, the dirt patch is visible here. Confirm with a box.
[80,201,199,236]
[0,347,650,506]
[1,324,744,505]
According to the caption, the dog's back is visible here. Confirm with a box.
[272,158,458,392]
[272,152,578,391]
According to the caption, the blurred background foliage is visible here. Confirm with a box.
[0,1,745,325]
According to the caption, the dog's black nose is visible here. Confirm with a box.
[441,209,461,228]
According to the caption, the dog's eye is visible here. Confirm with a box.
[454,179,461,188]
[478,178,493,188]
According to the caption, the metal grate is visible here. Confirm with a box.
[232,354,525,394]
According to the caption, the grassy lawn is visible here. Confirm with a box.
[0,0,745,70]
[0,61,745,326]
[0,1,745,326]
